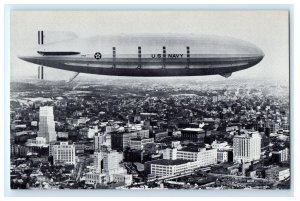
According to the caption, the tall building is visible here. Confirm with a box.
[102,150,124,174]
[93,151,103,173]
[86,149,132,186]
[50,142,76,165]
[92,149,125,174]
[38,106,56,143]
[233,132,261,163]
[94,132,111,151]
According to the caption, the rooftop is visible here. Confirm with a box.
[148,159,191,166]
[266,166,290,172]
[181,128,204,132]
[179,146,206,152]
[131,137,153,141]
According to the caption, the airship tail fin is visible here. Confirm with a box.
[220,73,232,78]
[37,31,44,80]
[38,30,78,45]
[36,31,78,80]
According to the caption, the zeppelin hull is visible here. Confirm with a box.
[18,34,265,77]
[22,55,264,77]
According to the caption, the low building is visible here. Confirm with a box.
[85,172,132,186]
[25,137,49,156]
[217,150,228,163]
[272,148,289,163]
[145,159,203,177]
[111,174,132,185]
[26,137,47,147]
[211,140,229,150]
[129,138,154,150]
[85,172,107,185]
[57,132,68,139]
[74,142,85,154]
[79,126,98,139]
[265,167,290,181]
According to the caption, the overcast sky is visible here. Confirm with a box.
[10,10,289,82]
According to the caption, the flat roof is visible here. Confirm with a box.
[130,137,153,141]
[181,128,204,132]
[148,159,191,166]
[267,166,290,172]
[179,146,206,152]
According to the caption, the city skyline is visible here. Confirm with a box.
[10,78,290,189]
[9,9,290,190]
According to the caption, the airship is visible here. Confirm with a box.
[18,31,264,80]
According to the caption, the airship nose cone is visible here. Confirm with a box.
[252,45,265,58]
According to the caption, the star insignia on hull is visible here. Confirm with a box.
[94,52,102,60]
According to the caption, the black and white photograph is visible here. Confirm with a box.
[9,10,290,190]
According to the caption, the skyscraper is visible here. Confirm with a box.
[38,106,56,143]
[233,131,262,163]
[102,150,124,174]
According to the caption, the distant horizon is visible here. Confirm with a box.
[10,74,289,86]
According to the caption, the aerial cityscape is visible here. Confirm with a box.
[10,77,290,189]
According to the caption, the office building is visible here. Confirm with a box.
[162,146,217,166]
[50,142,76,165]
[272,148,289,163]
[233,132,261,163]
[211,140,229,150]
[265,167,290,181]
[111,130,149,151]
[129,138,154,150]
[86,149,132,186]
[94,132,111,151]
[93,151,103,173]
[103,150,124,174]
[38,106,56,143]
[181,128,206,142]
[92,149,125,174]
[217,150,228,163]
[145,159,203,177]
